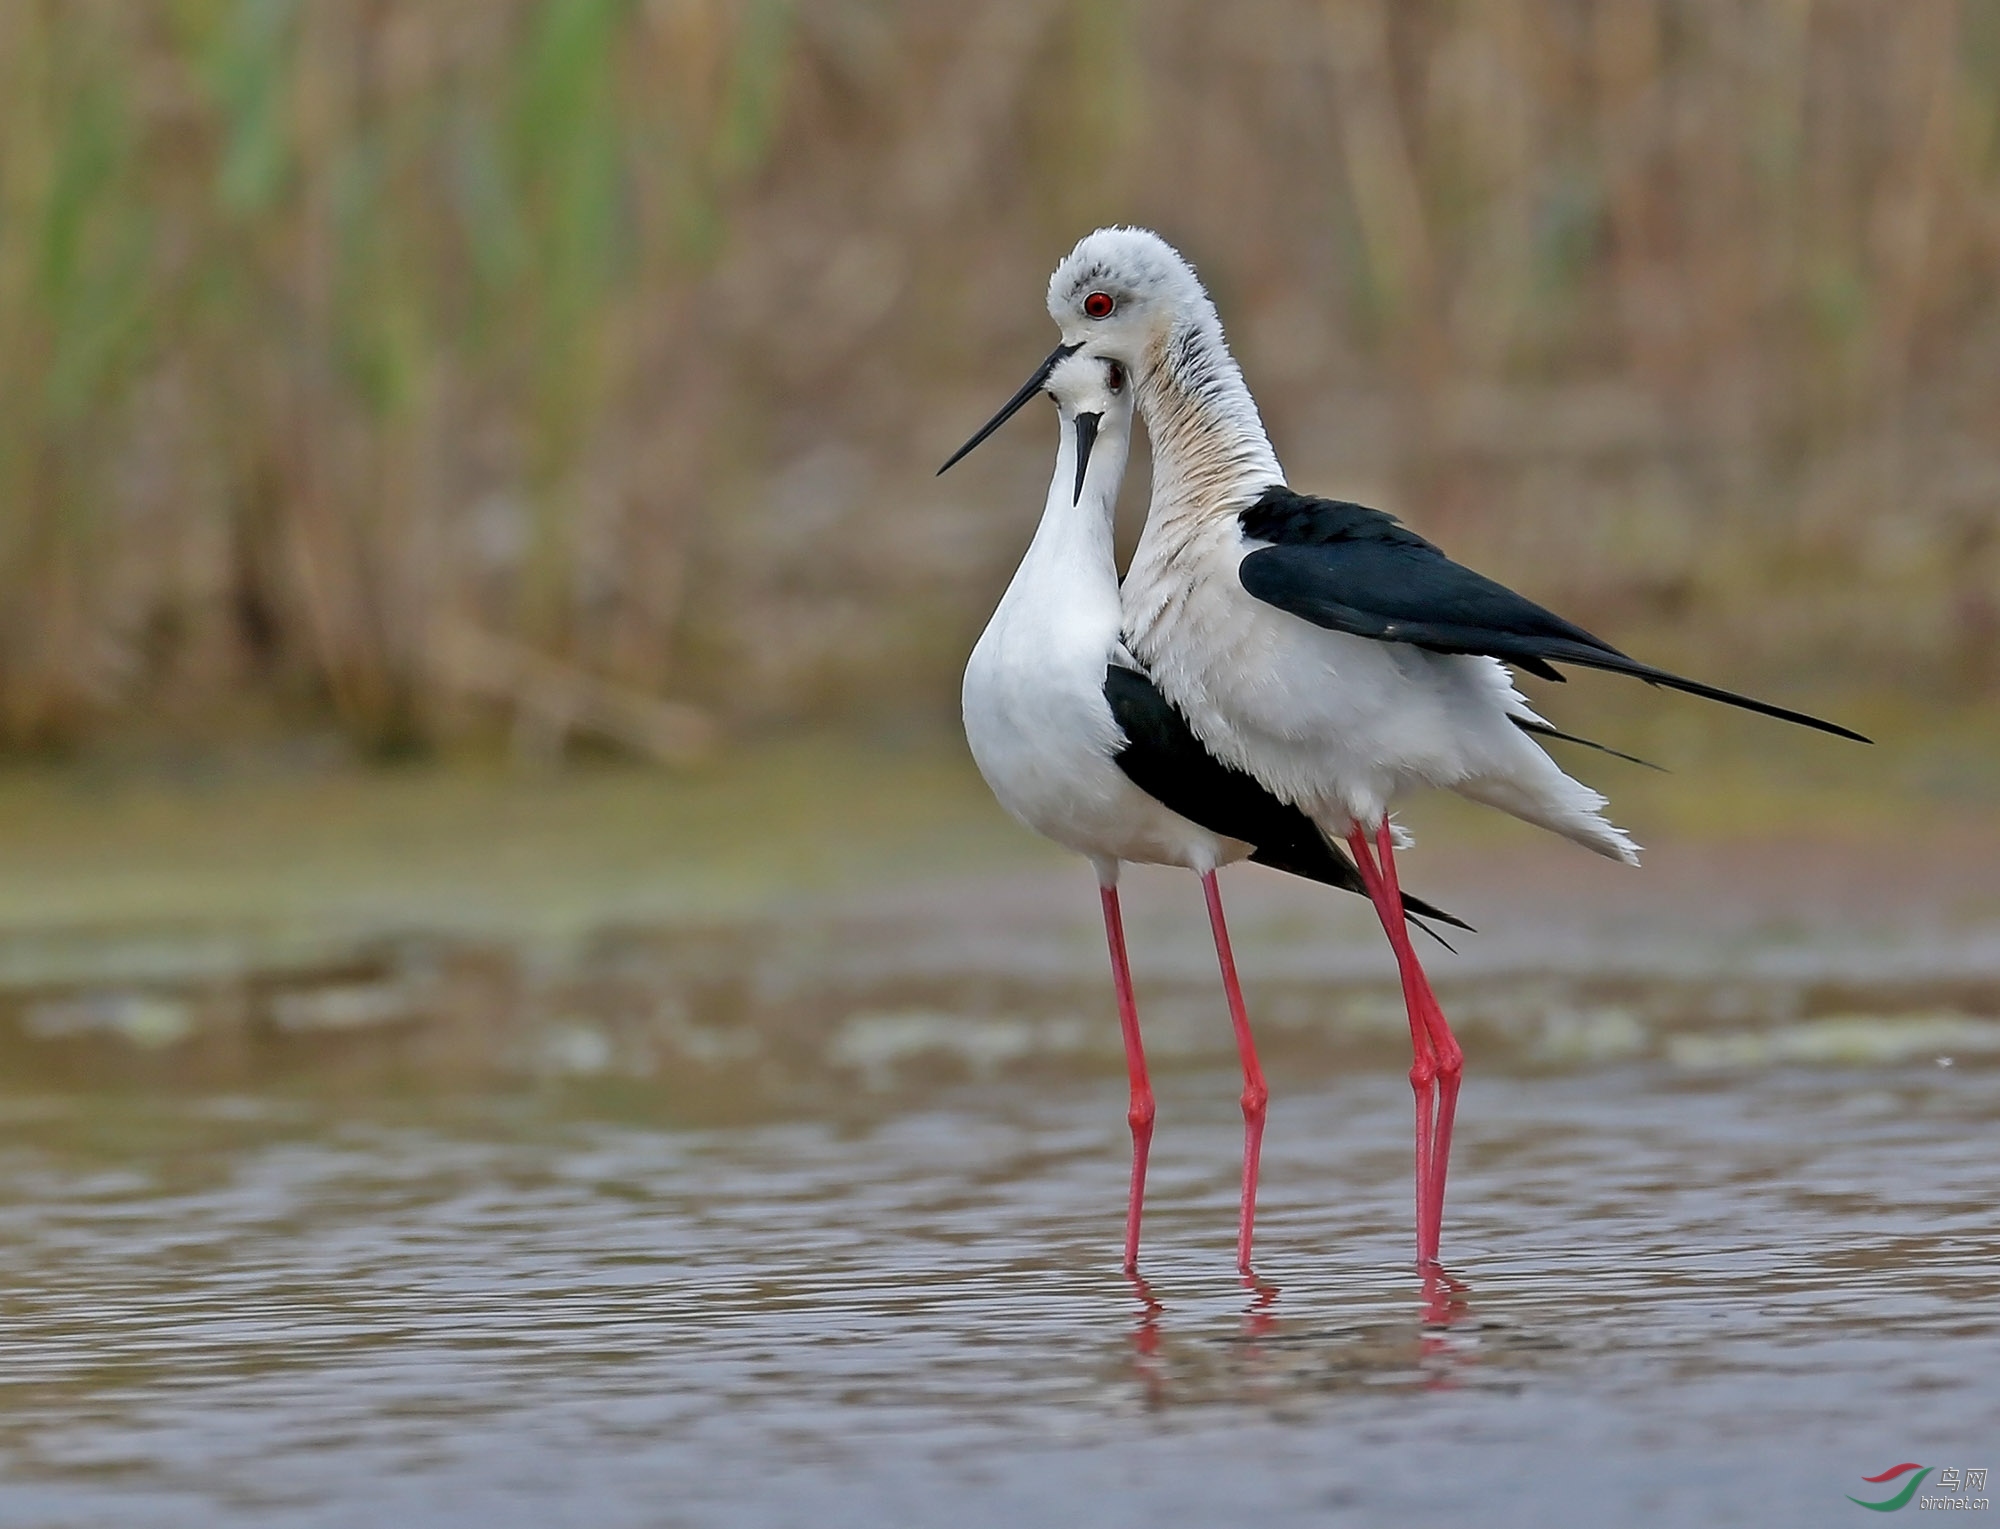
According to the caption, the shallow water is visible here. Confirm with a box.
[0,742,1995,1525]
[0,1056,1993,1528]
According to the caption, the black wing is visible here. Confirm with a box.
[1102,664,1470,935]
[1237,487,1869,743]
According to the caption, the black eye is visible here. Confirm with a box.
[1106,360,1124,394]
[1083,291,1115,319]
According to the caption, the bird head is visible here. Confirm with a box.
[1043,348,1134,504]
[937,226,1203,478]
[1044,226,1212,378]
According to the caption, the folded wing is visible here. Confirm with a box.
[1236,488,1869,743]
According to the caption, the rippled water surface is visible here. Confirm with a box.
[1,1056,1993,1528]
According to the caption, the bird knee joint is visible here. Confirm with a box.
[1240,1084,1268,1119]
[1128,1100,1156,1133]
[1409,1058,1438,1089]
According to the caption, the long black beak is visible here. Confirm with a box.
[1071,411,1101,504]
[937,342,1082,475]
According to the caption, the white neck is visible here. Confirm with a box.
[996,408,1133,622]
[1136,308,1285,529]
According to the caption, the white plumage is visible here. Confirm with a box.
[1003,225,1859,1273]
[1047,227,1638,864]
[944,225,1860,1277]
[955,342,1461,1275]
[961,352,1248,884]
[959,346,1258,1276]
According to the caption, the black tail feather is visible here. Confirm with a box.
[1532,642,1871,743]
[1510,715,1666,771]
[1408,915,1459,954]
[1248,843,1474,938]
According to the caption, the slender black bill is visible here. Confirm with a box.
[1072,411,1101,504]
[937,342,1082,475]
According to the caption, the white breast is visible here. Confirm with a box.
[963,545,1245,878]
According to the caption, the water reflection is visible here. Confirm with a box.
[1242,1269,1281,1338]
[1116,1260,1492,1412]
[0,1062,1994,1527]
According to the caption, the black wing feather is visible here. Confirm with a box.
[1237,488,1869,743]
[1102,664,1469,935]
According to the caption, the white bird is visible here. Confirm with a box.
[948,345,1463,1274]
[958,226,1867,1271]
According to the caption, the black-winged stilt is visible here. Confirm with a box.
[961,227,1867,1272]
[949,345,1464,1275]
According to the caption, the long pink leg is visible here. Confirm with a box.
[1384,824,1464,1240]
[1346,827,1440,1266]
[1100,884,1156,1274]
[1346,824,1463,1266]
[1373,821,1462,1248]
[1200,871,1269,1274]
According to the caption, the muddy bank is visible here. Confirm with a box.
[2,829,1995,1097]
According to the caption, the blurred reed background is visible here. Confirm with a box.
[1,0,1996,762]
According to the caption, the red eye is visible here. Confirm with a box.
[1082,291,1115,319]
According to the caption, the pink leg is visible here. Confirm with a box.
[1101,884,1156,1274]
[1346,825,1463,1267]
[1346,827,1439,1266]
[1200,871,1269,1275]
[1371,821,1462,1258]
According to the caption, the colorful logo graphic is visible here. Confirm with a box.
[1848,1464,1929,1513]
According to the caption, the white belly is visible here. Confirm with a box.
[1124,519,1638,861]
[962,604,1245,875]
[1134,576,1504,808]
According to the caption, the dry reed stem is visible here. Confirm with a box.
[0,0,1993,753]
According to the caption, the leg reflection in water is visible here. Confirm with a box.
[1114,1264,1480,1406]
[1241,1268,1280,1341]
[1125,1271,1168,1409]
[1419,1264,1474,1391]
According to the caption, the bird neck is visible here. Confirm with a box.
[1136,312,1285,530]
[1007,418,1130,608]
